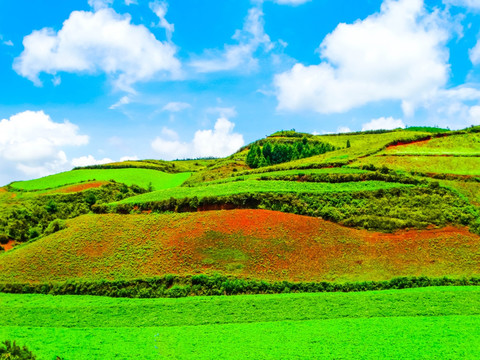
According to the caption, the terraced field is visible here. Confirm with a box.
[1,287,479,359]
[9,168,191,191]
[1,210,479,283]
[117,179,412,205]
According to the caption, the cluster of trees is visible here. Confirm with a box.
[246,138,336,168]
[0,275,478,298]
[0,183,147,243]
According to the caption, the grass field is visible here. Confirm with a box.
[353,155,480,176]
[1,286,479,359]
[9,168,191,191]
[2,210,479,283]
[117,179,412,204]
[383,133,480,155]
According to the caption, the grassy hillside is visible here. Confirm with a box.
[9,168,191,191]
[1,287,479,359]
[1,210,479,284]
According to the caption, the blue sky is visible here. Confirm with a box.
[1,0,480,185]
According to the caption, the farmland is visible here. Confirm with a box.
[1,210,479,284]
[9,168,191,191]
[117,179,413,205]
[2,128,480,358]
[1,287,479,359]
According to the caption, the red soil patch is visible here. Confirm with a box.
[387,138,431,150]
[1,240,16,252]
[51,181,108,194]
[2,210,480,283]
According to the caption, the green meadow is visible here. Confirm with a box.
[1,286,479,359]
[9,168,191,191]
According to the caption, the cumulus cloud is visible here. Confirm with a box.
[0,111,88,179]
[14,8,181,91]
[469,106,480,124]
[149,1,174,41]
[362,117,406,131]
[190,7,273,73]
[162,101,191,112]
[274,0,449,115]
[71,155,113,167]
[151,118,244,160]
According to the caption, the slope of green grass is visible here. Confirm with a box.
[1,287,479,359]
[9,169,191,191]
[353,155,480,176]
[117,179,412,204]
[383,133,480,156]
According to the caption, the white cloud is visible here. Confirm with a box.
[190,7,273,73]
[0,111,88,179]
[443,0,480,10]
[149,1,174,41]
[362,117,405,131]
[14,8,181,91]
[162,101,191,112]
[71,155,113,167]
[125,0,137,5]
[3,40,13,46]
[274,0,449,115]
[88,0,114,11]
[470,40,480,64]
[151,117,244,159]
[110,96,131,109]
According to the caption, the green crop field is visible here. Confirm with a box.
[117,179,412,204]
[9,168,191,191]
[1,287,479,359]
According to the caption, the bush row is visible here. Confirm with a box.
[1,275,479,298]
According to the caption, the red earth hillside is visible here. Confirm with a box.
[1,209,479,284]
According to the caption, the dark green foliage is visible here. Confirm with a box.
[346,139,351,148]
[406,126,450,133]
[0,183,147,242]
[0,246,4,252]
[246,140,336,168]
[0,275,478,298]
[0,234,8,245]
[0,340,36,359]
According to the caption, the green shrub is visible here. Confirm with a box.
[0,340,37,359]
[44,219,66,236]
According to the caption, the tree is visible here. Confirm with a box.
[346,139,351,148]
